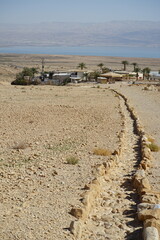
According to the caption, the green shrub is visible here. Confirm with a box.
[11,67,39,85]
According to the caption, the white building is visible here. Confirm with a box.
[150,71,160,80]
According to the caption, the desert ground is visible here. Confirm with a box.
[0,54,160,240]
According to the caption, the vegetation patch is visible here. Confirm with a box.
[66,156,79,165]
[47,140,74,152]
[11,67,39,85]
[147,137,155,143]
[147,143,159,152]
[93,148,111,156]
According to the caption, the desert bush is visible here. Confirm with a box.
[93,148,111,156]
[147,143,159,152]
[147,137,155,143]
[66,156,79,165]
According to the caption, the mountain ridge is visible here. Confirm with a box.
[0,21,159,47]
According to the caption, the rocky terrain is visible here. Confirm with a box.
[0,82,122,239]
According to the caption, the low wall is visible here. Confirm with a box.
[113,89,160,240]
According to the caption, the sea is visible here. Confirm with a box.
[0,46,160,58]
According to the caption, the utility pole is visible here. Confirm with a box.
[41,58,45,81]
[42,58,45,74]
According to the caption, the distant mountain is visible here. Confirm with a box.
[0,21,160,47]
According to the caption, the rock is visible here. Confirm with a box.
[143,227,159,240]
[138,203,155,212]
[138,209,160,221]
[133,169,151,193]
[143,85,158,92]
[70,220,83,239]
[144,219,160,234]
[154,204,160,209]
[101,211,112,221]
[141,192,160,204]
[52,170,58,176]
[70,208,83,219]
[142,147,152,159]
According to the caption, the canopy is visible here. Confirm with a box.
[100,72,123,78]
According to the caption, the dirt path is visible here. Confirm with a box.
[81,94,142,240]
[110,83,160,192]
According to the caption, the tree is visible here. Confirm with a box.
[142,67,151,80]
[83,72,89,81]
[77,63,87,70]
[97,63,104,72]
[12,67,38,85]
[121,60,129,71]
[31,67,38,77]
[134,67,141,80]
[132,62,138,72]
[91,71,100,82]
[102,67,110,73]
[22,67,35,77]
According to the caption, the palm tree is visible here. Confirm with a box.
[134,67,141,80]
[132,62,138,72]
[77,62,87,70]
[83,72,89,82]
[145,67,151,80]
[97,63,104,72]
[121,60,129,71]
[142,67,151,80]
[91,71,100,82]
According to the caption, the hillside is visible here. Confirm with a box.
[0,21,160,47]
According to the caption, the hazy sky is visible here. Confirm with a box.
[1,0,160,24]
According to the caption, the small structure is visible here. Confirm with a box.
[42,71,71,85]
[69,70,85,83]
[51,72,71,85]
[97,77,108,84]
[150,71,160,81]
[114,70,143,80]
[100,72,123,82]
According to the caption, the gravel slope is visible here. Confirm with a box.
[0,83,121,240]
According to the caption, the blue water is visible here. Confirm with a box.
[0,46,160,58]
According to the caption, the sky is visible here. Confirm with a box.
[0,0,160,24]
